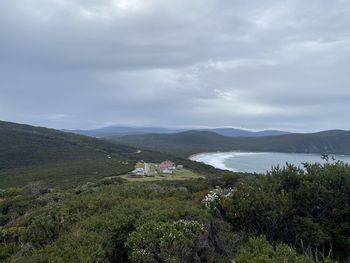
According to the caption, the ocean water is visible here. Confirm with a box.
[190,152,350,173]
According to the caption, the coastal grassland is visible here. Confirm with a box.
[120,168,205,182]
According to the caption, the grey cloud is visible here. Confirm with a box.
[1,0,350,131]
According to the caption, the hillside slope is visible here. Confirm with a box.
[0,121,144,187]
[208,128,290,137]
[0,121,230,188]
[0,121,139,169]
[112,131,234,156]
[110,130,350,157]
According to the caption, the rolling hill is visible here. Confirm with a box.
[207,128,289,137]
[0,121,141,188]
[0,121,229,188]
[67,126,184,138]
[0,121,138,169]
[110,130,350,157]
[68,126,289,138]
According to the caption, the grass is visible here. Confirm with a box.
[119,168,205,182]
[149,163,158,173]
[135,162,144,168]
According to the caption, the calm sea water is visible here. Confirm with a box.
[190,152,350,173]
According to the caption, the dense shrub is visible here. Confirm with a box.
[235,236,330,263]
[0,162,349,262]
[219,162,350,261]
[126,220,206,263]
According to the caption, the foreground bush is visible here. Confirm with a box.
[1,162,349,262]
[219,162,350,261]
[236,236,333,263]
[126,220,206,263]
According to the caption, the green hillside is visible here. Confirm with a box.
[110,130,350,157]
[0,121,231,188]
[0,121,134,188]
[108,131,230,157]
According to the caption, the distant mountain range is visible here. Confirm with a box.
[67,126,183,137]
[67,126,290,138]
[110,129,350,157]
[205,128,290,137]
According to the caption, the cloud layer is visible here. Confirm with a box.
[1,0,350,131]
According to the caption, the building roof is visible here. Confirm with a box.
[159,160,175,170]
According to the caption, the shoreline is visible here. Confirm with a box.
[189,151,350,160]
[189,151,238,171]
[189,150,267,161]
[188,151,350,173]
[188,151,222,161]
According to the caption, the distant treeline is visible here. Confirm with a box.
[110,130,350,157]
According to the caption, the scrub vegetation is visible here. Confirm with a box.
[0,121,349,262]
[0,161,349,262]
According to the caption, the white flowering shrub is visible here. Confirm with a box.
[202,187,234,213]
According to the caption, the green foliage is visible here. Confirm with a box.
[0,179,239,262]
[25,207,69,247]
[27,231,108,263]
[0,120,349,263]
[235,236,324,263]
[2,188,23,197]
[0,163,348,262]
[220,162,350,261]
[126,220,206,263]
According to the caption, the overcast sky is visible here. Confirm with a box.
[1,0,350,131]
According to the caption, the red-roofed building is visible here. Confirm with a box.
[158,160,176,174]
